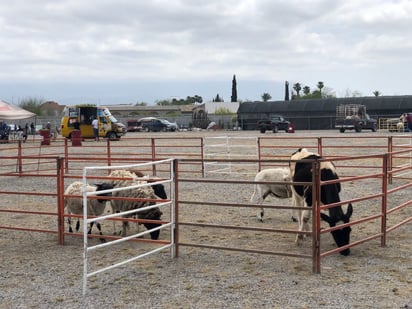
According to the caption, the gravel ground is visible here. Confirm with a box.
[0,130,411,309]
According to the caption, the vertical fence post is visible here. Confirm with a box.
[381,154,388,247]
[257,137,262,171]
[106,139,112,167]
[151,138,156,175]
[317,137,322,156]
[56,157,65,245]
[17,140,22,174]
[201,137,205,178]
[312,159,321,274]
[64,138,69,173]
[387,136,393,184]
[173,159,179,258]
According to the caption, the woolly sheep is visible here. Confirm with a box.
[64,181,113,241]
[108,170,163,240]
[126,169,168,200]
[250,168,293,222]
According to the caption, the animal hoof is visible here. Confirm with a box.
[291,216,298,222]
[339,248,350,256]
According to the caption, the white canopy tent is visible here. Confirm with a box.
[0,100,36,120]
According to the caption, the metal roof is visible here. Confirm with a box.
[238,95,412,115]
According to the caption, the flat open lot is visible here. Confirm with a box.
[0,130,411,308]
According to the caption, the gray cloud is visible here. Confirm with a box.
[0,0,411,104]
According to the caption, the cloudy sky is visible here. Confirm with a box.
[1,0,411,105]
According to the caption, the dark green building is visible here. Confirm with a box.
[237,95,412,130]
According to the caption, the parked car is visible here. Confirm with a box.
[141,118,168,132]
[159,119,178,131]
[140,117,179,132]
[126,119,142,132]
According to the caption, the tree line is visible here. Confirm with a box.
[17,74,382,115]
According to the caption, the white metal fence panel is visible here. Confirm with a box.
[202,136,258,176]
[82,159,175,295]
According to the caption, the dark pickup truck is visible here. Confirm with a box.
[257,115,292,133]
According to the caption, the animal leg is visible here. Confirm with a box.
[256,190,269,222]
[121,221,130,237]
[112,210,122,235]
[95,222,106,243]
[256,202,264,222]
[295,212,305,245]
[112,220,118,235]
[251,185,264,222]
[292,194,306,245]
[301,208,311,236]
[68,217,73,233]
[291,193,299,223]
[291,208,298,222]
[87,222,94,234]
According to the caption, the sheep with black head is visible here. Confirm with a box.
[108,170,163,240]
[64,181,113,242]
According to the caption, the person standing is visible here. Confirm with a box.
[73,119,80,130]
[23,123,29,142]
[92,117,99,141]
[30,122,35,135]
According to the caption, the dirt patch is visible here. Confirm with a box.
[0,130,411,308]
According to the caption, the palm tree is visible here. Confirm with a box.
[317,81,324,95]
[373,90,381,97]
[261,93,272,102]
[303,86,311,96]
[293,83,302,97]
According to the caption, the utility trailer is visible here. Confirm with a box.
[335,104,377,133]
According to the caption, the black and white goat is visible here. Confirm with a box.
[250,167,293,222]
[290,148,353,256]
[64,181,113,241]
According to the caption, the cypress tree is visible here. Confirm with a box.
[231,75,237,102]
[284,81,290,101]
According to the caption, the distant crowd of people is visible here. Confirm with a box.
[0,121,61,142]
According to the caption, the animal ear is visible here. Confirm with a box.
[345,203,353,220]
[320,212,332,224]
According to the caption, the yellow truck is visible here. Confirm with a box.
[60,104,126,139]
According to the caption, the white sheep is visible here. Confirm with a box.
[64,181,113,242]
[250,167,293,222]
[108,170,163,240]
